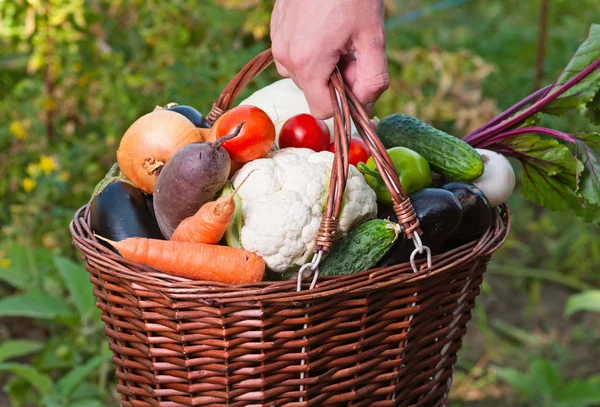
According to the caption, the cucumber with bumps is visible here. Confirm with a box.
[320,219,400,276]
[376,114,484,181]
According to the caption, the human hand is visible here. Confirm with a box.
[270,0,389,119]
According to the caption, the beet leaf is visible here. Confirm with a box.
[542,24,600,120]
[460,24,600,223]
[574,133,600,206]
[498,135,582,211]
[586,92,600,124]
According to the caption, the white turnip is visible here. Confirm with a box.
[472,149,516,207]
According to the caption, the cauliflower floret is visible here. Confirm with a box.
[230,148,377,272]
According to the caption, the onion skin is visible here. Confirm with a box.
[197,127,210,141]
[117,110,202,194]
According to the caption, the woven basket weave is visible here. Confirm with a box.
[70,49,511,406]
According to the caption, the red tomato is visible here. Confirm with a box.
[279,114,331,152]
[328,137,371,167]
[208,105,275,162]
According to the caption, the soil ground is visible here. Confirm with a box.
[449,275,600,406]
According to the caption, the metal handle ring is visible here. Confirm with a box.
[409,232,432,273]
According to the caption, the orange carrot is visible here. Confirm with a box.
[170,171,254,244]
[96,235,265,284]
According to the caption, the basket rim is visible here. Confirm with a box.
[70,202,510,303]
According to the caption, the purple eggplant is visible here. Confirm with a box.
[90,180,164,249]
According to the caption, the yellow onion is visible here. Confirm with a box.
[117,110,202,193]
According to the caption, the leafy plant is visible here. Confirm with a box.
[0,0,278,254]
[565,290,600,316]
[1,1,598,406]
[462,24,600,223]
[495,268,600,407]
[496,359,600,407]
[0,244,114,406]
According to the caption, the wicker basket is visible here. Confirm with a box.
[70,49,511,407]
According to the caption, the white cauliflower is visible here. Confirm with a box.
[227,148,377,272]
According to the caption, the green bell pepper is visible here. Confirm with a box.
[358,147,432,205]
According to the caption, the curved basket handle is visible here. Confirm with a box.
[206,49,422,252]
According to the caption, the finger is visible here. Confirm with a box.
[339,54,358,90]
[271,36,291,78]
[270,3,290,78]
[339,59,358,91]
[274,61,290,77]
[269,0,284,33]
[352,32,390,109]
[364,101,376,117]
[294,52,340,120]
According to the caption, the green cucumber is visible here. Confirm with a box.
[320,219,400,276]
[376,114,484,181]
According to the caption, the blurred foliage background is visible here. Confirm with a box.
[0,0,598,405]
